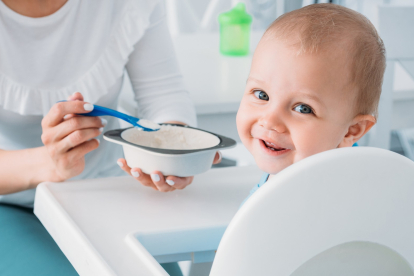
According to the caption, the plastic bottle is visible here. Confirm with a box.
[218,3,253,56]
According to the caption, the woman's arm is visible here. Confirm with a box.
[0,146,54,194]
[121,2,210,191]
[125,2,197,127]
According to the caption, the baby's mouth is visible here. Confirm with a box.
[262,140,287,151]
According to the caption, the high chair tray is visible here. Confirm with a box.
[34,165,262,276]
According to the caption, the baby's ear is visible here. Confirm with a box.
[338,114,376,148]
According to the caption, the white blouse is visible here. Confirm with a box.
[0,0,197,207]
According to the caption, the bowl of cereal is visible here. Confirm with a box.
[103,124,236,177]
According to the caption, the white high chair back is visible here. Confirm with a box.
[210,147,414,276]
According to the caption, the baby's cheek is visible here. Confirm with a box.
[293,138,334,164]
[236,105,255,153]
[236,103,250,137]
[291,132,325,162]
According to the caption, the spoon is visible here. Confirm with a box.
[58,101,160,131]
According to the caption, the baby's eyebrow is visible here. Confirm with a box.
[246,76,265,84]
[295,92,325,107]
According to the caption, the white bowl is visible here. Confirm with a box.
[103,124,237,177]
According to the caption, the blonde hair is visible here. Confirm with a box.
[265,4,386,119]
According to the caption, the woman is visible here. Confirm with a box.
[0,0,220,275]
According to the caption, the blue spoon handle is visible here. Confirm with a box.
[57,100,136,125]
[56,100,159,131]
[79,105,134,121]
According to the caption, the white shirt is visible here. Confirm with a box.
[0,0,197,207]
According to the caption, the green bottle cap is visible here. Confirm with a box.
[219,3,252,25]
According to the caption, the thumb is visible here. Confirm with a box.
[212,151,222,165]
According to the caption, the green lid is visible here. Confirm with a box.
[218,3,252,25]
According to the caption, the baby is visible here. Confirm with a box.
[237,4,385,195]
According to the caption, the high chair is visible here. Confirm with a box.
[210,147,414,276]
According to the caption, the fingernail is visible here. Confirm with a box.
[99,127,104,133]
[63,114,70,119]
[84,103,94,111]
[117,161,123,167]
[166,180,175,186]
[95,138,100,144]
[151,174,160,182]
[131,170,139,178]
[218,151,222,162]
[101,118,107,126]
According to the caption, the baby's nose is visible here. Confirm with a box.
[259,113,287,134]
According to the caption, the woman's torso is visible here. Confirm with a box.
[0,0,160,206]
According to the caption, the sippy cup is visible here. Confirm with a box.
[218,2,253,56]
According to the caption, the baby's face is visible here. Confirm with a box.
[237,38,358,174]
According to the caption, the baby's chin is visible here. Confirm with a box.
[254,158,292,175]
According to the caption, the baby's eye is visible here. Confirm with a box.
[294,104,313,114]
[253,90,269,101]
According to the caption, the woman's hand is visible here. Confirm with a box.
[41,92,106,182]
[117,151,222,192]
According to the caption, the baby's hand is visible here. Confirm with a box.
[117,152,222,192]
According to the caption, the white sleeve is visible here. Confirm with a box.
[125,2,197,127]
